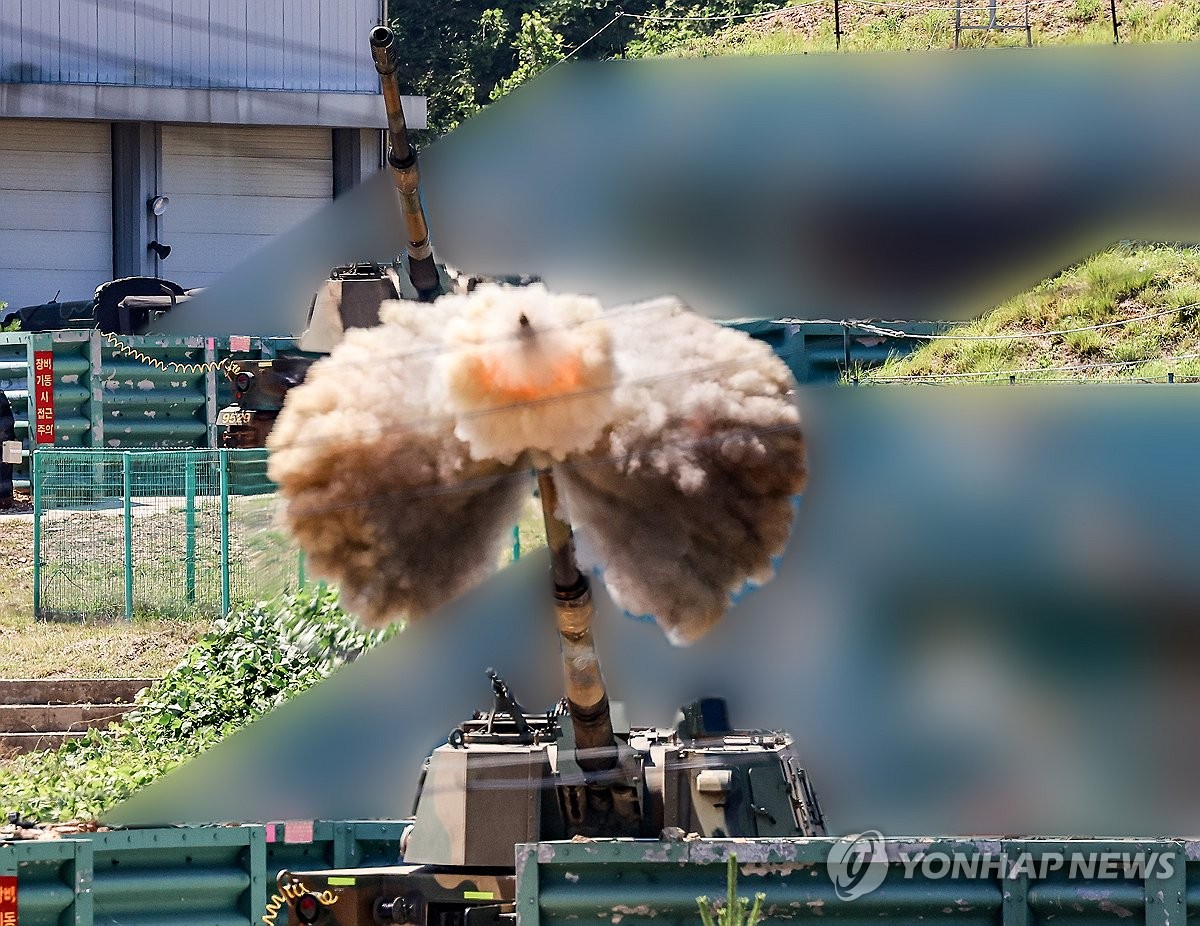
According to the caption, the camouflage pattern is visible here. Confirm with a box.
[217,353,316,449]
[278,865,515,926]
[215,261,486,449]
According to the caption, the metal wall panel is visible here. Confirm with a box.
[161,124,332,288]
[246,0,283,91]
[18,0,59,82]
[3,821,409,926]
[93,0,136,85]
[59,0,99,83]
[1,0,382,92]
[0,0,20,83]
[0,119,112,308]
[171,0,208,88]
[281,0,318,91]
[132,0,169,86]
[318,0,355,95]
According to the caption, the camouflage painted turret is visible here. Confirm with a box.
[278,476,826,926]
[216,25,528,448]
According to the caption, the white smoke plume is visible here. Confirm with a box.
[267,282,805,644]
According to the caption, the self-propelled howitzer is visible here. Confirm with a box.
[271,26,825,926]
[278,483,827,926]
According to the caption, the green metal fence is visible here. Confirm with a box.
[33,448,304,621]
[3,819,410,926]
[0,330,290,491]
[517,837,1196,926]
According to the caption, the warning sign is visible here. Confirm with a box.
[0,875,16,926]
[33,350,54,445]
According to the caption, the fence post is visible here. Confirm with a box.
[1109,0,1119,41]
[32,449,41,618]
[185,455,197,602]
[123,452,133,621]
[219,449,231,614]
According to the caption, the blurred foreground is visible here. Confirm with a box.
[110,386,1200,835]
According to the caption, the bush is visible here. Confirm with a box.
[0,587,395,822]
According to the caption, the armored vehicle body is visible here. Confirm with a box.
[274,678,825,926]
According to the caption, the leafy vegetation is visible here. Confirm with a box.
[388,0,1200,138]
[864,244,1200,382]
[1,499,548,816]
[0,587,393,821]
[386,0,775,135]
[697,855,767,926]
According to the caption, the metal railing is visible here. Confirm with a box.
[32,448,303,622]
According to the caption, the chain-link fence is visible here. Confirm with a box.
[32,449,305,621]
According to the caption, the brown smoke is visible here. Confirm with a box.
[266,302,529,627]
[555,299,805,644]
[268,284,805,643]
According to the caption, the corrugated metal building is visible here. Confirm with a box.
[0,0,424,308]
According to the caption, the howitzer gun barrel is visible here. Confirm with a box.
[369,25,441,298]
[536,471,618,772]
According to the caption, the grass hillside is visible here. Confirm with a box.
[667,0,1199,55]
[863,244,1200,382]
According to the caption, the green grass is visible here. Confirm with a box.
[0,514,211,678]
[0,588,390,820]
[0,489,550,678]
[864,243,1200,382]
[665,0,1200,56]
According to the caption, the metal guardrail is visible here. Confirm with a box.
[0,330,287,490]
[2,820,409,926]
[517,836,1195,926]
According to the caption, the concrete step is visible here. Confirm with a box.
[0,678,155,705]
[0,703,133,734]
[0,679,156,754]
[0,731,89,753]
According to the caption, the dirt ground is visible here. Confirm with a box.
[0,492,207,678]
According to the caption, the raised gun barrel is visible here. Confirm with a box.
[536,471,618,772]
[369,25,442,299]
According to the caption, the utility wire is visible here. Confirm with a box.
[617,3,826,22]
[545,14,625,75]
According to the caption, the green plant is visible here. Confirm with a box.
[864,244,1200,383]
[490,11,566,99]
[1067,0,1103,23]
[0,586,395,821]
[697,855,766,926]
[1063,328,1104,356]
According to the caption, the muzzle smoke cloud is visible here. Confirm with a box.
[267,283,805,644]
